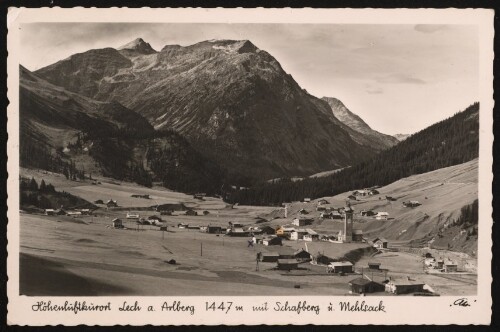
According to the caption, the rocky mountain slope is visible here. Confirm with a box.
[322,97,399,150]
[34,38,390,184]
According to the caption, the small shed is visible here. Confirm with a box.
[112,218,123,229]
[328,261,354,274]
[349,278,385,294]
[368,262,382,270]
[277,259,299,271]
[260,252,280,262]
[373,238,388,249]
[444,261,458,273]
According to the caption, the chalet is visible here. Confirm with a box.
[368,189,380,195]
[353,190,369,197]
[207,226,222,234]
[347,195,357,200]
[385,279,425,295]
[79,209,91,215]
[436,259,444,269]
[289,229,309,241]
[375,212,389,220]
[177,223,187,229]
[262,236,282,246]
[131,194,150,199]
[385,196,397,201]
[298,208,309,215]
[260,252,280,262]
[352,229,363,242]
[112,218,123,229]
[328,261,354,274]
[349,277,385,294]
[315,254,335,265]
[444,260,458,273]
[303,229,319,242]
[55,209,67,215]
[199,226,208,232]
[292,217,313,226]
[303,198,311,203]
[294,249,312,262]
[276,226,295,238]
[106,199,118,208]
[185,209,198,216]
[126,212,140,219]
[361,210,376,217]
[193,193,206,200]
[94,199,104,204]
[44,209,56,216]
[316,206,326,212]
[372,237,388,249]
[277,259,299,271]
[317,199,330,205]
[187,225,200,230]
[368,262,382,270]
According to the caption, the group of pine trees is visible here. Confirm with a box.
[227,103,479,206]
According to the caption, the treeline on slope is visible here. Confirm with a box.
[226,103,479,206]
[19,177,95,210]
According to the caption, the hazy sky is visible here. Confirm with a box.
[20,23,478,135]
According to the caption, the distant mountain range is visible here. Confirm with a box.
[393,133,410,141]
[30,38,398,185]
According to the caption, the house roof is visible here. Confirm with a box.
[349,277,373,286]
[305,229,318,235]
[373,237,388,243]
[294,248,311,255]
[277,259,299,264]
[262,252,279,256]
[329,261,353,267]
[112,218,122,222]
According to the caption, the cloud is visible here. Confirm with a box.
[414,25,446,33]
[375,73,426,85]
[366,87,384,94]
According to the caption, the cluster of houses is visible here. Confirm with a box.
[349,276,428,295]
[346,187,380,200]
[424,255,458,273]
[93,199,118,208]
[45,208,92,216]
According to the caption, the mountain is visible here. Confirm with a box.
[321,97,399,150]
[394,133,410,141]
[227,103,479,205]
[20,66,225,193]
[34,38,384,184]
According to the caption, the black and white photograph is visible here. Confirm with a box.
[6,7,493,326]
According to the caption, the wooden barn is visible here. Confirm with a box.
[349,278,385,294]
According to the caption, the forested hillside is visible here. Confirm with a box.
[227,103,479,205]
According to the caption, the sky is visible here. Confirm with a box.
[20,23,478,135]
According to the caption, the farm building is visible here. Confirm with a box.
[193,193,206,199]
[303,198,311,203]
[277,259,299,271]
[436,260,445,269]
[79,209,91,215]
[67,211,82,217]
[94,199,104,204]
[444,261,458,272]
[352,229,363,242]
[303,229,319,242]
[112,218,123,229]
[315,254,335,265]
[349,278,385,294]
[276,226,295,238]
[260,252,279,262]
[294,249,312,262]
[372,238,389,249]
[361,210,376,217]
[262,236,282,246]
[375,212,389,220]
[368,262,382,270]
[347,195,357,200]
[207,226,222,234]
[316,206,326,212]
[186,209,198,216]
[298,208,309,215]
[131,194,150,199]
[385,279,425,295]
[148,215,163,222]
[228,228,249,237]
[328,261,354,274]
[352,190,369,197]
[317,199,330,205]
[106,199,118,208]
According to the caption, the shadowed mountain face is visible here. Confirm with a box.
[321,97,399,151]
[34,39,390,183]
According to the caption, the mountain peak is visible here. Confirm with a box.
[118,38,157,54]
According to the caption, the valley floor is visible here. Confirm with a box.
[18,167,477,296]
